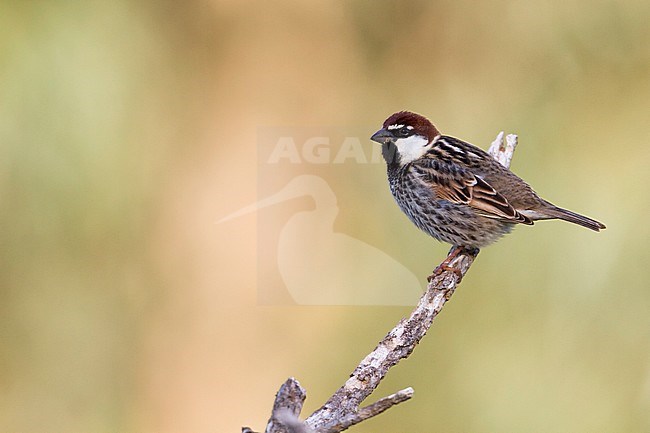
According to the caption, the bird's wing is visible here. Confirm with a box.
[412,160,533,225]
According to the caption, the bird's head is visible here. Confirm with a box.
[371,111,440,166]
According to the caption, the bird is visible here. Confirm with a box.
[370,111,605,278]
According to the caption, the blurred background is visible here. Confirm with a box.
[1,1,649,432]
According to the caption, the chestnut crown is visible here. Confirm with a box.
[382,111,440,143]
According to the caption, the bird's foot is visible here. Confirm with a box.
[426,246,478,283]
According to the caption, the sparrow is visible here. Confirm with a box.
[370,111,605,274]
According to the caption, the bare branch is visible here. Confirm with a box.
[304,248,478,432]
[488,131,518,169]
[318,387,414,433]
[265,378,307,433]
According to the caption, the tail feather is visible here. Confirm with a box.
[541,206,606,232]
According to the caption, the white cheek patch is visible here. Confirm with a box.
[394,135,432,164]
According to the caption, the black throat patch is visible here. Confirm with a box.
[382,142,400,166]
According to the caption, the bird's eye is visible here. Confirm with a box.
[398,127,411,137]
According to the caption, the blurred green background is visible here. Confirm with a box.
[1,1,649,432]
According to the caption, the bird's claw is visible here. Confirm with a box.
[427,245,469,283]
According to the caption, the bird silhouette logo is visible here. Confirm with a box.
[219,175,422,305]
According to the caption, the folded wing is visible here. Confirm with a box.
[412,160,533,225]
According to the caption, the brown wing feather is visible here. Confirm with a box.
[470,176,533,224]
[413,162,533,225]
